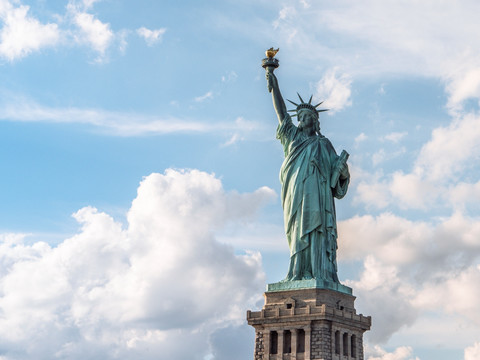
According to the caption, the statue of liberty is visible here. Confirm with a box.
[263,50,350,286]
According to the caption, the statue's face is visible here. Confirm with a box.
[298,109,317,133]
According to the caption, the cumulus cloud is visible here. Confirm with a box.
[415,112,480,183]
[136,26,166,46]
[67,1,113,60]
[465,342,480,360]
[0,169,272,359]
[315,67,352,113]
[366,345,419,360]
[355,111,480,210]
[446,68,480,113]
[0,0,59,61]
[353,172,391,209]
[339,211,480,343]
[346,256,418,343]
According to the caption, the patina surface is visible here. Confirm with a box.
[263,50,350,291]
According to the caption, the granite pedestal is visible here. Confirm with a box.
[247,286,371,360]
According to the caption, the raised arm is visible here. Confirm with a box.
[266,69,287,123]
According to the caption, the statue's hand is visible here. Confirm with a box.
[265,70,277,93]
[338,162,349,179]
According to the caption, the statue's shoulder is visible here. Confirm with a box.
[317,134,330,143]
[317,135,335,149]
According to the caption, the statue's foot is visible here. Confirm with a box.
[290,275,302,281]
[303,272,313,280]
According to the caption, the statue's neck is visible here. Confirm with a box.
[300,127,316,137]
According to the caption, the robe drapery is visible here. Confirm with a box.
[277,115,349,282]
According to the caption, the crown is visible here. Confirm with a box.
[287,93,328,118]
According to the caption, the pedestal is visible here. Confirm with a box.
[247,287,371,360]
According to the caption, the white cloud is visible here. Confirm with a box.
[221,71,238,83]
[299,0,310,9]
[383,132,407,143]
[270,1,480,116]
[0,0,132,63]
[415,112,480,183]
[339,210,480,344]
[315,67,352,113]
[347,257,418,343]
[354,132,367,146]
[221,133,240,147]
[447,68,480,113]
[355,111,480,210]
[353,173,391,209]
[136,26,166,46]
[414,264,480,323]
[465,342,480,360]
[372,149,386,166]
[366,345,419,360]
[273,5,296,31]
[194,91,214,102]
[0,1,59,61]
[0,169,270,359]
[219,117,261,147]
[0,93,264,136]
[339,214,432,265]
[68,3,113,60]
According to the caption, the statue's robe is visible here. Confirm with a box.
[277,115,349,282]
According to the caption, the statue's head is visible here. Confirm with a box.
[297,109,320,135]
[288,93,327,135]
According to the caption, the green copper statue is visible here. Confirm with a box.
[263,49,350,285]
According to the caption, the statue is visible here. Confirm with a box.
[263,49,350,286]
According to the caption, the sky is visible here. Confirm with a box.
[0,0,480,359]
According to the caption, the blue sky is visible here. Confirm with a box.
[1,1,480,359]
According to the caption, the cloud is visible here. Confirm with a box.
[415,112,480,183]
[372,149,386,166]
[346,256,418,343]
[339,211,480,343]
[67,1,114,61]
[355,111,480,210]
[0,0,59,61]
[209,324,255,360]
[353,172,391,209]
[0,93,264,136]
[315,67,352,113]
[269,1,480,116]
[219,117,261,147]
[366,345,419,360]
[194,91,214,102]
[354,132,367,146]
[446,68,480,113]
[221,71,238,83]
[465,342,480,360]
[0,169,270,359]
[383,132,407,143]
[136,27,166,46]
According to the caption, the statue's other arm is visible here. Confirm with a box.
[266,70,287,124]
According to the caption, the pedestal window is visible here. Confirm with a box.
[283,330,292,354]
[270,331,278,354]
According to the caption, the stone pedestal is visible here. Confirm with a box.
[247,288,371,360]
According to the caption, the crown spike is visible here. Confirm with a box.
[314,101,324,108]
[297,92,305,103]
[308,95,313,104]
[287,99,299,107]
[317,109,329,112]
